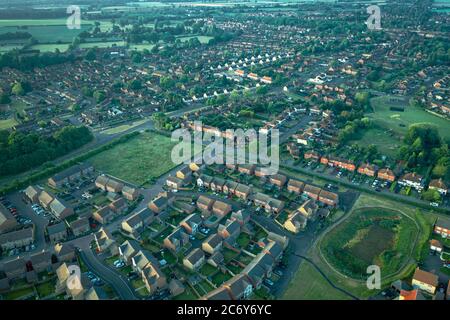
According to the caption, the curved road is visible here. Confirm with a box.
[79,250,139,300]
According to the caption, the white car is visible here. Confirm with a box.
[430,202,439,207]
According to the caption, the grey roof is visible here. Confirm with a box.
[47,222,66,235]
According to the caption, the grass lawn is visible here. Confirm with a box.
[0,19,92,27]
[368,95,450,142]
[3,286,35,300]
[177,35,213,44]
[79,41,126,49]
[89,132,178,186]
[0,25,91,43]
[173,285,197,300]
[283,261,351,300]
[349,127,401,159]
[237,233,251,248]
[101,119,148,135]
[199,263,217,277]
[211,272,232,287]
[0,118,17,130]
[31,43,70,52]
[36,279,56,298]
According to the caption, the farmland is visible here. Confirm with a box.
[368,95,450,141]
[88,131,178,186]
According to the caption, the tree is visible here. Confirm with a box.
[12,82,25,96]
[422,189,441,202]
[0,93,11,104]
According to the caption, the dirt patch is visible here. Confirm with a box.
[350,224,395,264]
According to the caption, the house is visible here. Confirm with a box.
[38,190,55,209]
[197,195,215,212]
[176,166,192,181]
[169,278,185,297]
[218,219,241,243]
[109,198,127,214]
[202,286,232,300]
[47,223,67,243]
[377,168,396,182]
[212,200,232,217]
[399,173,423,191]
[223,180,238,195]
[2,258,26,280]
[85,286,108,300]
[303,184,321,200]
[54,243,76,263]
[269,174,287,187]
[234,184,252,200]
[47,163,94,188]
[237,164,256,175]
[429,178,448,195]
[163,227,189,252]
[24,185,41,203]
[253,193,284,213]
[131,250,158,274]
[148,195,169,214]
[398,289,425,300]
[211,177,226,192]
[183,248,205,271]
[69,218,90,237]
[48,198,74,220]
[166,176,183,190]
[189,163,201,172]
[298,200,319,219]
[358,164,378,177]
[121,208,154,235]
[106,178,124,194]
[412,268,438,294]
[141,263,167,295]
[122,185,139,201]
[434,217,450,238]
[223,273,253,300]
[95,175,109,190]
[202,233,223,255]
[118,240,141,264]
[180,214,202,235]
[284,211,307,233]
[197,174,214,188]
[429,239,443,253]
[29,251,51,273]
[287,179,304,194]
[0,227,34,250]
[56,262,91,299]
[94,228,116,253]
[318,190,339,206]
[230,210,250,226]
[0,203,17,233]
[92,206,114,225]
[304,151,320,161]
[207,251,224,268]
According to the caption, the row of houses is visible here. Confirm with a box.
[47,163,94,188]
[0,203,17,234]
[24,186,74,220]
[95,175,140,201]
[46,217,90,244]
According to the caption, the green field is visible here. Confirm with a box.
[349,127,401,158]
[0,118,18,130]
[88,131,178,186]
[0,25,91,43]
[283,261,351,300]
[79,41,126,49]
[128,43,155,51]
[368,96,450,141]
[31,43,70,52]
[177,35,213,44]
[100,119,149,135]
[321,206,418,280]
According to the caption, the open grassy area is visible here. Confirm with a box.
[36,279,56,298]
[79,41,126,49]
[368,95,450,142]
[283,261,351,300]
[31,43,70,52]
[3,286,35,300]
[0,118,17,130]
[0,25,91,43]
[100,119,149,135]
[349,127,401,159]
[177,35,213,43]
[88,131,178,186]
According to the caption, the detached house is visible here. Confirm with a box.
[121,208,154,235]
[180,214,202,235]
[284,212,307,234]
[163,227,189,252]
[24,185,41,203]
[141,263,167,295]
[434,217,450,238]
[183,248,205,271]
[131,250,158,274]
[429,178,448,195]
[218,219,241,243]
[202,233,223,254]
[118,240,140,265]
[399,172,424,191]
[412,268,438,295]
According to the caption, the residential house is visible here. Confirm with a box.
[38,190,55,209]
[434,217,450,238]
[237,164,256,175]
[202,286,232,300]
[141,263,167,295]
[197,195,215,212]
[212,200,232,218]
[218,219,241,243]
[223,180,238,195]
[377,168,396,182]
[2,258,26,280]
[358,163,378,177]
[223,273,254,300]
[211,177,226,193]
[230,210,250,226]
[304,151,320,161]
[180,214,202,235]
[69,218,90,237]
[131,250,158,274]
[0,203,17,234]
[106,179,124,194]
[24,185,41,203]
[176,166,192,182]
[122,185,139,201]
[29,251,51,273]
[95,175,109,190]
[202,233,223,255]
[430,239,443,253]
[92,206,114,225]
[121,208,154,235]
[54,243,76,263]
[429,178,448,195]
[197,174,214,188]
[287,179,304,194]
[0,227,34,250]
[298,200,319,219]
[47,223,67,243]
[234,184,252,200]
[118,240,140,265]
[94,228,116,253]
[207,251,224,268]
[412,268,438,294]
[166,176,184,190]
[269,174,287,187]
[49,197,74,220]
[148,195,169,214]
[183,248,205,271]
[303,184,321,200]
[283,211,307,233]
[163,227,189,252]
[399,173,423,191]
[318,190,339,206]
[85,286,108,300]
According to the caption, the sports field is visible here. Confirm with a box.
[368,96,450,141]
[88,132,178,186]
